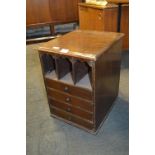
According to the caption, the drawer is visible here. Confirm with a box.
[47,88,93,112]
[45,78,92,101]
[50,106,94,130]
[49,98,93,121]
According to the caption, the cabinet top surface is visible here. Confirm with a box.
[78,2,118,10]
[107,0,129,4]
[38,30,124,61]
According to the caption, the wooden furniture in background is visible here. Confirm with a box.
[38,30,124,133]
[79,3,118,32]
[26,0,51,27]
[49,0,80,23]
[26,0,83,34]
[78,2,129,50]
[107,1,129,49]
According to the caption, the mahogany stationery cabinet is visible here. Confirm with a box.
[38,30,124,133]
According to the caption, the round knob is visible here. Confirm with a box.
[65,97,71,102]
[66,107,71,112]
[64,86,69,92]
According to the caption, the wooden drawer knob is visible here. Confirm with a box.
[64,86,69,92]
[66,107,71,112]
[65,97,71,102]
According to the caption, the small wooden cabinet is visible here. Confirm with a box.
[38,30,124,133]
[79,3,118,32]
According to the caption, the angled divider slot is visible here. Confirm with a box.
[55,57,72,82]
[41,54,57,79]
[72,60,92,90]
[41,54,55,73]
[41,54,92,88]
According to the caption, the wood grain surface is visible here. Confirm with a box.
[38,30,124,61]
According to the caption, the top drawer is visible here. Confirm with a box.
[45,78,93,101]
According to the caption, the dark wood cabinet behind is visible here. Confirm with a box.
[49,0,80,23]
[26,0,51,26]
[26,0,82,27]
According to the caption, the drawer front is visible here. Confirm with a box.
[45,78,92,101]
[47,88,93,112]
[49,98,93,121]
[50,106,94,130]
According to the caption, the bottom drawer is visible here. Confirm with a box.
[50,106,94,130]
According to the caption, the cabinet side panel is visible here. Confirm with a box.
[79,6,92,30]
[120,5,129,49]
[94,40,122,129]
[103,8,118,32]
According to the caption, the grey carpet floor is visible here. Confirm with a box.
[26,43,129,155]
